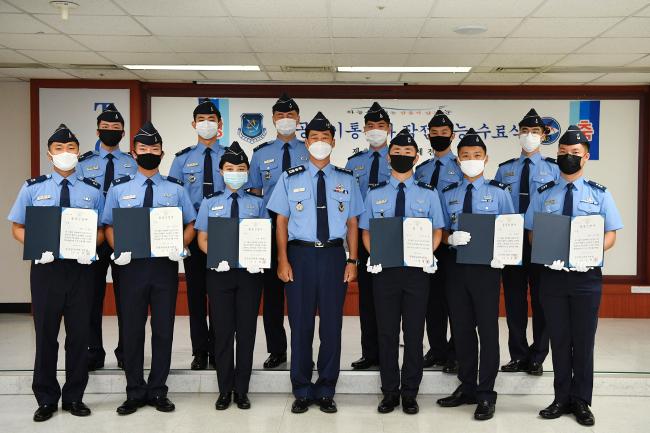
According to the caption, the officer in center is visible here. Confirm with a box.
[267,111,364,414]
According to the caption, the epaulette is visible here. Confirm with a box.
[588,180,606,191]
[111,175,132,186]
[418,158,434,167]
[545,157,557,164]
[334,166,353,175]
[416,181,435,191]
[442,182,459,193]
[82,177,101,189]
[489,180,508,190]
[78,151,96,162]
[369,181,387,190]
[175,146,193,157]
[286,165,305,177]
[245,188,262,198]
[253,141,272,152]
[498,158,516,167]
[537,180,556,194]
[205,191,223,199]
[347,149,367,160]
[166,176,184,187]
[26,174,49,186]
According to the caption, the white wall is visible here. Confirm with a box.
[0,82,31,303]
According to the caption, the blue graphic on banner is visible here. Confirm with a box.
[237,113,267,143]
[200,97,230,147]
[569,100,600,160]
[542,117,561,145]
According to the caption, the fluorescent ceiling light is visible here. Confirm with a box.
[337,66,471,73]
[123,64,260,71]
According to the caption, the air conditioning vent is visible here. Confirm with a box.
[280,65,334,73]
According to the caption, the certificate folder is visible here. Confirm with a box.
[531,213,571,265]
[369,217,404,268]
[206,217,239,269]
[23,206,61,260]
[456,214,496,265]
[113,207,151,259]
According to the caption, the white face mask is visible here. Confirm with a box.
[195,120,219,140]
[519,132,542,152]
[223,171,248,190]
[365,129,388,148]
[308,141,333,160]
[275,118,297,136]
[459,158,485,178]
[49,151,78,171]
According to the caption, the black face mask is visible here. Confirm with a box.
[429,135,451,152]
[98,129,123,147]
[389,154,416,173]
[557,153,583,175]
[134,152,162,170]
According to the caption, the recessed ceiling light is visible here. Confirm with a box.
[123,65,260,71]
[453,25,488,35]
[337,66,471,73]
[49,1,79,20]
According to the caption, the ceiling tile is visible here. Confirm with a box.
[332,53,408,67]
[60,68,140,79]
[0,67,75,79]
[196,71,269,81]
[267,71,334,81]
[511,17,620,37]
[70,35,171,52]
[331,0,433,18]
[136,16,237,37]
[480,53,564,67]
[235,18,328,38]
[335,72,401,82]
[222,0,328,18]
[528,72,605,83]
[158,36,250,53]
[10,0,124,15]
[636,5,650,16]
[0,13,57,33]
[0,76,24,81]
[412,37,503,54]
[431,0,543,17]
[0,34,86,50]
[248,37,330,53]
[99,51,185,65]
[407,54,487,67]
[18,49,111,65]
[494,37,590,54]
[131,70,205,80]
[0,48,34,63]
[35,14,148,35]
[400,73,468,83]
[333,38,415,53]
[113,0,227,16]
[0,0,18,13]
[257,53,332,67]
[554,53,645,67]
[580,37,650,53]
[422,18,523,38]
[592,72,650,83]
[604,17,650,37]
[463,72,537,83]
[626,54,650,66]
[175,52,259,65]
[332,18,425,38]
[533,0,649,17]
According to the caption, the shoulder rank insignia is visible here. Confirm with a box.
[78,150,96,162]
[416,181,435,191]
[286,165,305,177]
[82,177,101,189]
[253,141,272,152]
[545,157,557,164]
[245,188,263,198]
[334,166,353,175]
[26,174,49,186]
[498,158,516,167]
[369,181,387,190]
[587,180,606,191]
[166,176,184,186]
[442,182,459,193]
[347,149,367,160]
[175,146,193,157]
[112,175,132,186]
[205,191,223,199]
[489,180,508,190]
[537,180,556,193]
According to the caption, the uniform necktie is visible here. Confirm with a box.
[563,183,574,216]
[369,151,380,186]
[463,183,473,214]
[519,158,531,213]
[395,182,406,217]
[316,170,329,243]
[230,192,239,218]
[203,147,214,198]
[59,179,70,207]
[430,160,442,188]
[144,178,154,208]
[282,142,291,171]
[103,153,115,194]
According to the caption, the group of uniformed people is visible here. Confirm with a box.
[8,94,622,427]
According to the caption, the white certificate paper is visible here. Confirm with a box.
[570,215,604,267]
[59,207,98,260]
[149,207,184,257]
[402,217,434,267]
[493,214,524,266]
[238,219,272,269]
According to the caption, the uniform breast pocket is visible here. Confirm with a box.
[82,167,101,179]
[33,197,57,207]
[209,206,227,218]
[503,175,520,186]
[478,200,499,214]
[182,165,202,184]
[329,191,351,220]
[532,175,553,188]
[577,201,601,216]
[288,189,312,215]
[543,203,561,214]
[372,201,393,218]
[260,162,279,185]
[410,201,430,217]
[72,197,95,209]
[157,194,179,207]
[118,196,142,208]
[243,204,261,218]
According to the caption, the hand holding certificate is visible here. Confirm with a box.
[456,213,524,266]
[369,217,434,268]
[113,207,184,259]
[206,218,271,269]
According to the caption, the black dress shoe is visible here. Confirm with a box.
[377,395,400,414]
[317,397,337,413]
[474,400,495,420]
[442,360,458,374]
[87,359,104,372]
[437,388,477,407]
[528,361,544,376]
[572,400,595,426]
[215,392,232,410]
[116,399,146,415]
[62,401,91,417]
[117,359,124,370]
[33,404,57,422]
[539,401,572,419]
[291,398,312,414]
[264,353,287,369]
[351,356,379,370]
[422,351,446,368]
[191,354,208,370]
[234,393,250,409]
[501,359,529,372]
[148,396,175,413]
[401,396,419,415]
[209,355,216,369]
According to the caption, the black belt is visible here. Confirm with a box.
[288,239,343,248]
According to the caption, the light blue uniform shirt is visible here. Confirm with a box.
[359,175,445,231]
[440,176,515,231]
[414,151,463,195]
[168,142,226,210]
[101,171,196,225]
[266,162,364,242]
[77,147,137,190]
[524,176,623,232]
[195,188,269,232]
[495,152,560,212]
[345,146,391,200]
[8,170,104,226]
[248,137,310,207]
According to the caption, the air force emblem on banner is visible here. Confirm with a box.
[237,113,267,144]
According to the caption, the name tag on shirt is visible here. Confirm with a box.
[293,187,306,193]
[211,205,224,211]
[375,199,387,205]
[186,162,199,167]
[264,158,275,164]
[86,165,99,171]
[36,195,51,201]
[122,194,137,200]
